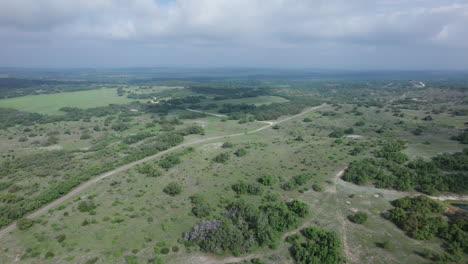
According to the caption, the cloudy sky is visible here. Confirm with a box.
[1,0,467,69]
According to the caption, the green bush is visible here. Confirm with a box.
[163,182,182,196]
[213,152,230,163]
[222,142,234,148]
[348,211,368,224]
[17,218,34,230]
[257,175,275,186]
[44,251,55,259]
[77,201,97,212]
[234,148,247,157]
[312,183,323,192]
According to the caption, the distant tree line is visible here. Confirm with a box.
[0,78,98,99]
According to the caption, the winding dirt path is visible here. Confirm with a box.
[0,104,325,237]
[186,108,228,118]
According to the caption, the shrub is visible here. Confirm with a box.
[213,152,230,163]
[85,257,99,264]
[56,234,66,243]
[234,148,247,157]
[172,246,179,252]
[222,142,234,148]
[312,183,323,192]
[77,201,96,212]
[44,251,55,259]
[163,182,182,196]
[328,129,344,138]
[192,203,212,218]
[159,154,181,169]
[232,182,263,195]
[257,175,275,186]
[348,211,368,224]
[17,218,34,230]
[80,134,92,140]
[161,248,170,254]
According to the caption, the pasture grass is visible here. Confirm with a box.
[0,88,134,115]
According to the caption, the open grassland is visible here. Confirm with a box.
[0,88,134,115]
[1,101,464,264]
[0,80,466,264]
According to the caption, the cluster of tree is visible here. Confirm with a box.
[190,86,270,100]
[0,103,140,129]
[343,141,468,195]
[135,163,161,177]
[231,181,263,195]
[183,198,307,255]
[287,226,343,264]
[123,132,155,144]
[179,111,207,119]
[166,96,206,105]
[0,129,201,229]
[0,77,97,99]
[386,196,467,259]
[177,125,205,136]
[281,174,313,191]
[159,154,181,169]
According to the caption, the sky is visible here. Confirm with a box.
[0,0,468,70]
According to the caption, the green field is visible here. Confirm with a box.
[0,89,134,115]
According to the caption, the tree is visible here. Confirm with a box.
[287,200,309,217]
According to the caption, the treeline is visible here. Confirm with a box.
[0,128,203,229]
[0,103,141,129]
[190,86,271,100]
[0,78,99,99]
[343,142,468,195]
[184,198,308,254]
[386,196,467,261]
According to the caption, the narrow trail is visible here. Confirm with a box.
[0,104,326,237]
[332,169,358,263]
[186,108,228,118]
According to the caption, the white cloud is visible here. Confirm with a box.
[0,0,467,68]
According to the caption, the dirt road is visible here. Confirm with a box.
[0,104,325,237]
